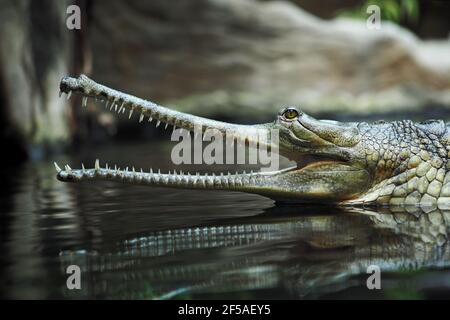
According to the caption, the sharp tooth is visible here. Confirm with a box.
[65,165,72,173]
[148,116,153,123]
[66,91,72,100]
[105,163,109,170]
[82,163,86,172]
[156,120,161,127]
[59,91,63,98]
[115,165,118,171]
[54,162,62,173]
[165,123,169,129]
[95,159,100,170]
[114,104,118,112]
[150,168,153,174]
[158,169,161,174]
[110,103,115,111]
[129,109,134,119]
[82,97,88,108]
[125,167,129,172]
[139,114,145,123]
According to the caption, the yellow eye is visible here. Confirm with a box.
[282,108,299,120]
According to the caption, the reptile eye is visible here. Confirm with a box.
[282,108,299,120]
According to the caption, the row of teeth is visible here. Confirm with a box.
[59,90,261,145]
[54,160,257,176]
[59,90,177,131]
[59,90,270,147]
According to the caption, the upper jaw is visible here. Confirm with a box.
[59,75,272,143]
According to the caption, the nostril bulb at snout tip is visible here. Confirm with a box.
[59,78,69,92]
[59,76,81,93]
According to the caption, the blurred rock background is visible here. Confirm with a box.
[0,0,449,163]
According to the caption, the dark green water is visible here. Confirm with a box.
[1,142,450,299]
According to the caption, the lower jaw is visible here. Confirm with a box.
[54,159,299,193]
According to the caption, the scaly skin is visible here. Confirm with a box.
[55,75,450,207]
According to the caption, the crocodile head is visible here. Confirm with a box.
[56,75,447,205]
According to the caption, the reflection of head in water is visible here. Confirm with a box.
[58,205,450,299]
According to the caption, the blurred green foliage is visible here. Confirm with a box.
[337,0,419,23]
[384,288,424,300]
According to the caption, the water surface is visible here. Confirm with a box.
[1,142,450,299]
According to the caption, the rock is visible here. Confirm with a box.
[88,0,450,122]
[0,0,73,160]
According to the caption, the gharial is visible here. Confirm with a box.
[55,75,450,208]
